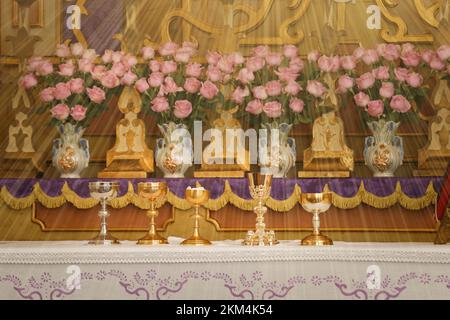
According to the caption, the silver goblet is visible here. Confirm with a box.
[88,181,120,245]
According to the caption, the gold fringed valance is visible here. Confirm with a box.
[0,180,437,212]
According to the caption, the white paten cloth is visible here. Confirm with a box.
[0,239,449,300]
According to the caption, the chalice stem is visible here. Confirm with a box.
[312,211,320,235]
[99,200,108,240]
[193,206,201,238]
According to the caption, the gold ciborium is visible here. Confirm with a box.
[181,187,211,246]
[88,182,120,245]
[243,173,278,246]
[300,193,333,246]
[137,182,168,245]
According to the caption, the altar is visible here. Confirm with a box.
[1,240,449,300]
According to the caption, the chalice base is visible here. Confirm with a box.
[181,236,212,246]
[88,232,120,245]
[137,233,168,245]
[301,233,333,246]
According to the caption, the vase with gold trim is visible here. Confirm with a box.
[156,122,193,178]
[364,120,403,177]
[52,123,90,179]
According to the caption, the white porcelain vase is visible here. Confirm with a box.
[52,123,90,179]
[259,122,296,178]
[156,122,193,178]
[364,120,404,177]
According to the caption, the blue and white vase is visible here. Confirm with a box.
[52,123,90,178]
[364,120,404,177]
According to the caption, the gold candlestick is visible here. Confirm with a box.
[181,187,211,246]
[243,173,278,246]
[137,182,168,245]
[88,182,120,245]
[300,193,333,246]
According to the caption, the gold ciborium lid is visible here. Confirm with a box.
[185,187,210,206]
[247,173,272,188]
[89,181,120,200]
[138,182,167,201]
[300,192,332,214]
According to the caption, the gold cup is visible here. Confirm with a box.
[181,187,211,246]
[243,173,278,246]
[88,181,120,245]
[300,192,333,246]
[137,182,168,245]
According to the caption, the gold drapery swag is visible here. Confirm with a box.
[0,180,437,212]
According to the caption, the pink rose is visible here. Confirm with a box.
[275,67,299,82]
[173,100,192,119]
[237,68,255,84]
[246,57,265,72]
[135,78,150,93]
[217,57,234,74]
[307,80,326,98]
[289,98,304,113]
[340,56,356,71]
[422,50,434,64]
[123,54,138,68]
[161,61,178,74]
[289,56,304,73]
[186,63,203,78]
[402,43,415,54]
[69,78,84,94]
[111,62,127,77]
[200,80,219,100]
[232,86,250,104]
[27,57,44,72]
[20,74,38,89]
[230,52,245,65]
[362,49,379,65]
[307,50,321,62]
[357,72,375,90]
[121,71,138,86]
[437,45,450,61]
[159,42,179,56]
[82,49,97,61]
[394,68,410,82]
[184,77,201,93]
[318,56,334,72]
[430,56,446,70]
[337,75,354,93]
[207,66,222,82]
[149,60,160,72]
[54,82,72,100]
[163,77,183,94]
[51,104,70,121]
[381,44,401,61]
[87,86,106,104]
[151,96,169,113]
[39,88,55,103]
[263,101,282,118]
[70,43,84,56]
[206,51,221,65]
[70,104,87,121]
[58,61,76,77]
[37,61,53,76]
[141,47,155,60]
[246,99,263,115]
[367,100,384,117]
[252,45,270,58]
[101,71,120,89]
[252,86,268,100]
[265,80,282,97]
[284,81,302,96]
[78,58,93,73]
[112,51,123,64]
[390,95,411,113]
[148,72,165,88]
[379,82,394,99]
[406,72,423,88]
[354,92,370,107]
[372,66,390,81]
[91,65,107,81]
[353,47,365,60]
[102,50,113,64]
[284,45,299,58]
[266,52,283,66]
[56,44,71,58]
[401,50,421,67]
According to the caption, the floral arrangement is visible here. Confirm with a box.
[20,43,128,128]
[133,41,222,128]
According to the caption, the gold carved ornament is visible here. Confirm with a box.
[414,0,449,27]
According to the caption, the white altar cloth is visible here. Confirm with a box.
[0,240,449,300]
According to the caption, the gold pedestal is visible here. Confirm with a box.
[181,188,211,246]
[301,233,333,246]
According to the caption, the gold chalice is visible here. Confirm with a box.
[243,173,278,246]
[137,182,168,245]
[300,193,333,246]
[181,187,211,246]
[88,182,120,245]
